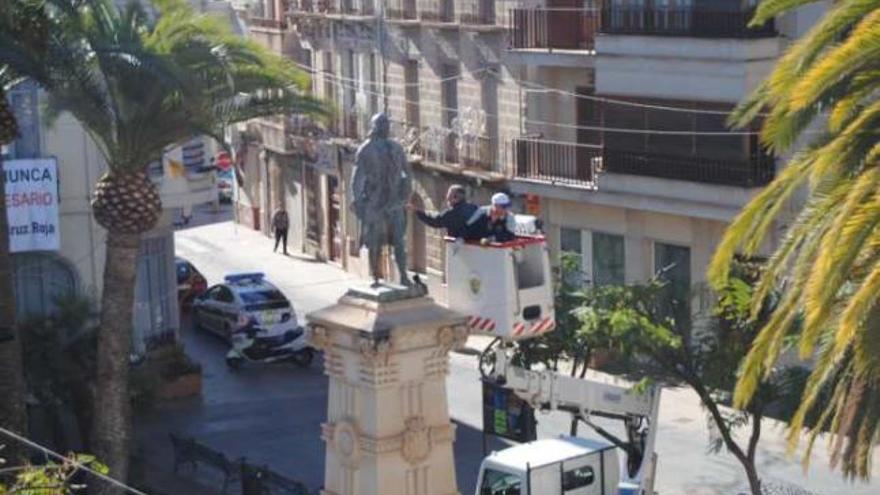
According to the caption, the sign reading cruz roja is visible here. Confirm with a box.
[4,158,60,253]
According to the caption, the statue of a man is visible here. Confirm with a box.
[351,113,413,287]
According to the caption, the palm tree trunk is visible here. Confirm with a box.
[91,232,140,494]
[0,102,28,463]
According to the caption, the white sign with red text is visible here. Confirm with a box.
[4,158,59,252]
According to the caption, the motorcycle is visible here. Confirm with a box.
[225,320,315,370]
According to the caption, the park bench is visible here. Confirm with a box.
[169,433,240,493]
[240,461,311,495]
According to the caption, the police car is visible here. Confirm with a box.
[192,272,298,341]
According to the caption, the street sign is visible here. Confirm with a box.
[4,158,60,253]
[482,379,537,443]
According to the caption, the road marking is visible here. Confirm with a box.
[175,236,210,254]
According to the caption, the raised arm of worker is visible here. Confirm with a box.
[416,208,454,228]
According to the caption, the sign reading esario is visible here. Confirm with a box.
[4,158,60,253]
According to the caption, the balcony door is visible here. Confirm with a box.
[547,0,584,49]
[576,85,599,183]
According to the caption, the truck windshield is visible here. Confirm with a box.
[479,469,521,495]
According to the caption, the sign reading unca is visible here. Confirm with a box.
[4,158,60,253]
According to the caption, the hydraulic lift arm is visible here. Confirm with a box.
[488,346,662,482]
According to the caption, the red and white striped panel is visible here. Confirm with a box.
[511,317,555,338]
[529,317,555,335]
[468,315,496,332]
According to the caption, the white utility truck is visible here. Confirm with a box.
[440,224,661,495]
[474,344,661,495]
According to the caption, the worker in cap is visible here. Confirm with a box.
[465,192,517,244]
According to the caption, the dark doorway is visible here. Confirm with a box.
[327,175,341,262]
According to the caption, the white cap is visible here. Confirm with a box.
[491,192,511,207]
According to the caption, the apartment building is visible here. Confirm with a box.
[241,0,826,304]
[507,1,829,308]
[240,0,528,294]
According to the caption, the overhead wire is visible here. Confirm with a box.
[308,70,763,135]
[293,59,768,118]
[0,426,150,495]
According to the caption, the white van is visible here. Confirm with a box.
[476,437,622,495]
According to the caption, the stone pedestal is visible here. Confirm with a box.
[306,284,468,495]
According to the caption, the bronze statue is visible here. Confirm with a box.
[351,113,412,287]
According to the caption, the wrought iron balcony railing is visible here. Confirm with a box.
[509,8,600,50]
[599,7,777,38]
[386,0,417,20]
[601,148,775,187]
[248,17,288,29]
[460,0,495,25]
[513,138,600,188]
[420,0,455,22]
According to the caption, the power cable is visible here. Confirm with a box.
[0,426,150,495]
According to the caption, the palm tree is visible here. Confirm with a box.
[1,0,324,489]
[708,0,880,479]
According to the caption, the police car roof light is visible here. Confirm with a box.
[224,272,265,285]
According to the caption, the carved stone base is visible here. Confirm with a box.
[307,288,467,495]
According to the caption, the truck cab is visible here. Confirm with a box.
[477,437,621,495]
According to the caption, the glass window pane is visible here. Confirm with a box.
[480,469,521,495]
[654,242,691,331]
[602,100,645,152]
[560,228,582,254]
[563,465,595,491]
[592,232,625,286]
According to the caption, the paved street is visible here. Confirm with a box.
[135,210,879,495]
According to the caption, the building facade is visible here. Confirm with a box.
[239,0,825,305]
[3,82,217,356]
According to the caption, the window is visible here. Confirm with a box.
[441,64,459,162]
[240,290,290,311]
[368,53,378,116]
[133,236,176,355]
[515,245,545,290]
[592,232,624,286]
[404,61,420,129]
[654,242,691,331]
[560,227,584,286]
[216,286,235,303]
[3,81,41,160]
[12,254,77,319]
[321,52,336,128]
[479,469,521,495]
[562,465,595,491]
[601,97,747,161]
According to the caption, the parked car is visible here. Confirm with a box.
[176,257,207,308]
[192,272,298,342]
[217,169,233,203]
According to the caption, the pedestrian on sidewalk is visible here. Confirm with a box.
[272,205,290,254]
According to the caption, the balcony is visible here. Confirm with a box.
[386,0,417,20]
[513,138,599,188]
[460,136,497,171]
[599,6,777,38]
[460,0,496,26]
[509,8,599,50]
[248,16,288,30]
[601,148,775,187]
[420,0,455,23]
[290,0,336,14]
